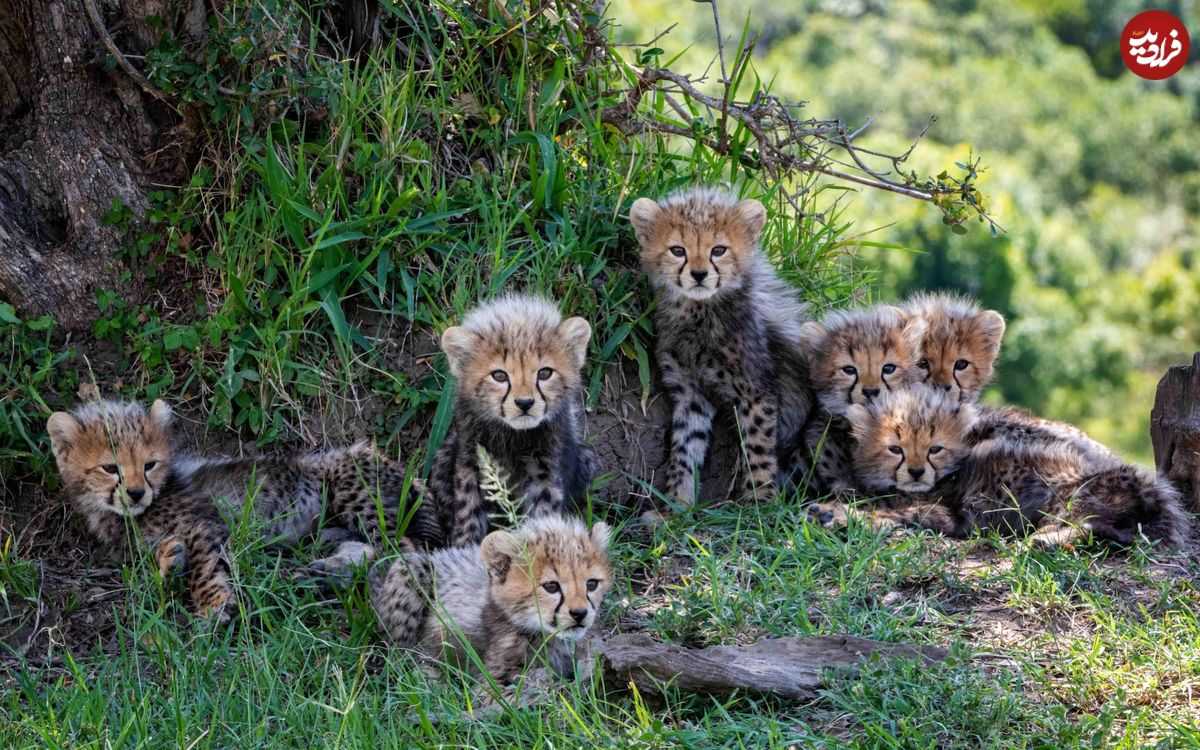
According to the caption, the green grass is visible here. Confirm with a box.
[3,499,1199,748]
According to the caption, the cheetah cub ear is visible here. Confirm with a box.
[46,411,80,456]
[628,198,661,245]
[150,399,173,430]
[558,317,592,371]
[797,321,827,356]
[590,520,612,550]
[844,403,874,440]
[974,310,1006,355]
[734,198,767,239]
[481,529,522,580]
[441,325,479,379]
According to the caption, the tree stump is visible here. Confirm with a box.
[597,632,947,701]
[1150,352,1200,510]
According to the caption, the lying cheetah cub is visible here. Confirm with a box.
[48,399,441,619]
[630,188,813,511]
[813,389,1190,549]
[431,295,597,547]
[371,515,611,683]
[47,400,235,620]
[797,306,926,495]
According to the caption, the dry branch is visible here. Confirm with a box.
[585,0,996,228]
[597,632,948,700]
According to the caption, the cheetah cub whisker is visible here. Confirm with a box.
[371,515,612,684]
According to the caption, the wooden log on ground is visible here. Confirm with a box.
[597,632,948,701]
[1150,352,1200,510]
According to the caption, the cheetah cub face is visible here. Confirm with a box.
[902,292,1006,403]
[441,296,591,431]
[47,400,173,518]
[629,188,767,302]
[845,389,974,493]
[799,306,927,415]
[481,516,612,640]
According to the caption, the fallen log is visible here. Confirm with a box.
[596,632,948,701]
[1150,352,1200,510]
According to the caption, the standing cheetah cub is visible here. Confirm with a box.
[431,295,597,546]
[371,515,611,683]
[47,400,235,620]
[630,188,813,512]
[797,306,926,496]
[813,389,1190,549]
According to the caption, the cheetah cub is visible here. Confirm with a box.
[48,399,441,619]
[371,515,611,683]
[797,306,926,496]
[900,291,1005,403]
[813,389,1190,549]
[902,291,1114,463]
[47,400,235,620]
[431,295,597,546]
[629,188,813,511]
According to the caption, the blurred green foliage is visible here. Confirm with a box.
[612,0,1200,463]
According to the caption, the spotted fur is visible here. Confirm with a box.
[797,305,926,495]
[370,515,611,683]
[813,390,1191,550]
[629,187,813,511]
[431,295,597,546]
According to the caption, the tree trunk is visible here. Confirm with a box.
[1150,351,1200,511]
[0,0,198,330]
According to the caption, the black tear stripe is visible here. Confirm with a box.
[675,256,689,287]
[954,372,964,401]
[844,374,859,404]
[553,590,564,620]
[535,380,547,407]
[883,374,892,392]
[500,381,512,417]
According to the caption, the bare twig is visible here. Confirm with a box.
[83,0,173,103]
[576,3,998,229]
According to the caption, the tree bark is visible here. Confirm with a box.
[0,0,196,330]
[1150,351,1200,511]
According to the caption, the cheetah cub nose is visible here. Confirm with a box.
[514,397,535,412]
[908,467,926,479]
[690,269,709,282]
[568,608,588,623]
[862,387,881,399]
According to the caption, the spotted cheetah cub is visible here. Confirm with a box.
[629,188,813,511]
[902,291,1113,462]
[47,400,235,620]
[48,399,441,619]
[431,295,596,546]
[371,515,611,683]
[900,291,1005,403]
[813,389,1190,549]
[797,306,926,495]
